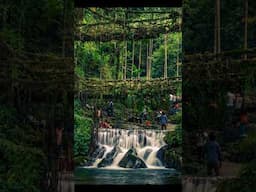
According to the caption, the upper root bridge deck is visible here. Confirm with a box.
[76,77,181,96]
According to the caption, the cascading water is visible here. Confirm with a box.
[87,128,168,169]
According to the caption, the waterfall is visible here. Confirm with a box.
[88,128,167,169]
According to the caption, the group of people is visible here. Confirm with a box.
[226,91,248,138]
[95,100,114,129]
[169,94,181,115]
[194,90,249,176]
[170,102,180,115]
[99,119,112,129]
[140,107,168,130]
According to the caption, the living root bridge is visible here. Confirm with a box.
[76,77,181,96]
[183,48,256,82]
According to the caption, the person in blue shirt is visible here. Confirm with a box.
[107,100,114,117]
[160,112,168,130]
[203,132,222,176]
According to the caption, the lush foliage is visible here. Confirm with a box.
[75,41,114,79]
[169,111,182,124]
[0,0,68,54]
[0,106,46,192]
[227,133,256,162]
[152,32,182,78]
[75,8,182,80]
[74,100,93,158]
[183,0,256,54]
[165,124,182,146]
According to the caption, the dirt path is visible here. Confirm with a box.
[167,123,176,131]
[219,161,242,177]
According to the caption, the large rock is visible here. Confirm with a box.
[143,148,153,160]
[84,145,106,166]
[97,145,122,168]
[118,148,147,168]
[91,145,106,159]
[165,150,182,171]
[156,145,182,170]
[156,145,168,164]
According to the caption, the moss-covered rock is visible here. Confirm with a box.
[118,148,147,168]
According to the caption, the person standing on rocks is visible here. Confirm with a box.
[160,112,168,130]
[107,100,114,117]
[203,132,222,176]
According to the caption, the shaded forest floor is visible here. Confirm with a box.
[183,93,256,177]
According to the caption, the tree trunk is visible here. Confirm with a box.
[164,34,168,78]
[123,10,127,80]
[146,41,149,80]
[89,108,99,155]
[63,0,74,57]
[49,95,58,192]
[146,39,153,80]
[138,41,142,79]
[115,42,120,80]
[244,0,248,60]
[132,40,135,79]
[214,3,217,55]
[124,41,127,80]
[149,39,153,80]
[62,0,67,57]
[217,0,221,54]
[176,56,179,78]
[120,44,123,80]
[2,6,7,29]
[99,42,102,80]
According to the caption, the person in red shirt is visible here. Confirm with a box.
[239,111,248,137]
[99,119,112,129]
[174,103,179,110]
[145,120,151,127]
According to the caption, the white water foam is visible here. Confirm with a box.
[89,128,168,169]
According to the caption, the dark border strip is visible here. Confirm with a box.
[75,184,182,192]
[75,0,182,7]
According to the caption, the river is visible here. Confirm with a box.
[75,167,181,185]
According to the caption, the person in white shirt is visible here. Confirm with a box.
[226,91,235,107]
[235,93,243,110]
[226,91,236,124]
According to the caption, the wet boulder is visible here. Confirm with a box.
[97,146,122,168]
[118,148,147,168]
[143,148,153,160]
[156,145,168,164]
[156,145,182,170]
[91,145,106,159]
[84,145,106,166]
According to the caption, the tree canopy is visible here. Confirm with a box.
[75,7,182,81]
